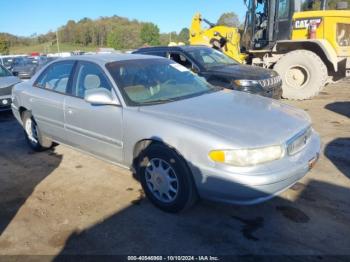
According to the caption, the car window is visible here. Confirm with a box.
[186,48,238,69]
[0,65,12,77]
[73,62,112,99]
[2,57,14,68]
[106,58,219,106]
[278,0,290,20]
[168,52,194,69]
[35,61,75,94]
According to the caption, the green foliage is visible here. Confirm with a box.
[9,42,96,55]
[177,28,190,44]
[0,36,10,55]
[217,12,240,27]
[140,23,160,46]
[2,15,189,52]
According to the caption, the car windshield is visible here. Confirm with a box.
[106,58,220,106]
[186,48,238,69]
[13,57,36,66]
[0,65,12,77]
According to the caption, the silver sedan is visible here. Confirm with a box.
[11,54,321,212]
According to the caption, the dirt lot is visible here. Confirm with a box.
[0,81,349,259]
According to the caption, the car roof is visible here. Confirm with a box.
[57,53,163,65]
[134,45,209,53]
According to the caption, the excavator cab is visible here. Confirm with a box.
[241,0,301,50]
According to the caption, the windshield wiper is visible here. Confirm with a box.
[140,98,178,105]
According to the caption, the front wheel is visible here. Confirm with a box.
[137,143,198,213]
[22,111,52,151]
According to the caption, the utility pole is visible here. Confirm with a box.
[56,30,60,54]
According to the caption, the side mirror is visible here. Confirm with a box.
[84,88,120,106]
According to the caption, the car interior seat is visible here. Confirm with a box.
[83,74,101,97]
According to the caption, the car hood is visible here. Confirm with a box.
[204,64,278,80]
[0,76,20,89]
[139,90,311,148]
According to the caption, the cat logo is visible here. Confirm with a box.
[294,18,322,29]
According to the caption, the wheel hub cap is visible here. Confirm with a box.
[145,158,179,203]
[286,65,310,89]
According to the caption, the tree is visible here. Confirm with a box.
[0,36,9,55]
[177,28,190,44]
[140,23,160,46]
[217,12,240,27]
[107,29,124,49]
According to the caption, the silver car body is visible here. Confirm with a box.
[11,54,321,204]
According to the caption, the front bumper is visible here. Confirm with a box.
[191,132,321,205]
[235,83,282,99]
[258,85,282,99]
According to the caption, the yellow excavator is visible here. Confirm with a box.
[190,0,350,100]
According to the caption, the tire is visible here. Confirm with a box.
[137,143,198,213]
[22,111,52,152]
[274,50,328,100]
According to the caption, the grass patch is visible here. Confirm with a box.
[10,42,98,55]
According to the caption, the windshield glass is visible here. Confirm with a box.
[0,65,12,77]
[106,58,219,106]
[13,57,36,66]
[186,47,238,69]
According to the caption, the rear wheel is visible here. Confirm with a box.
[274,50,328,100]
[22,111,52,151]
[137,143,198,213]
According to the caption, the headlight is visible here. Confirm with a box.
[234,79,259,87]
[209,145,283,167]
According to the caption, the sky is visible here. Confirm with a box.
[0,0,247,37]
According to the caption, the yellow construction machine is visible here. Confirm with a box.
[190,0,350,100]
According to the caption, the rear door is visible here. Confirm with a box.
[30,60,75,143]
[64,61,123,163]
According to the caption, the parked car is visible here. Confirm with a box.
[0,56,16,70]
[12,54,320,212]
[133,46,282,99]
[0,64,20,111]
[11,57,43,79]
